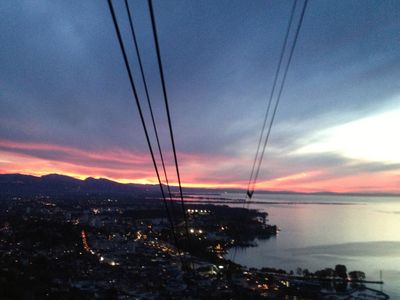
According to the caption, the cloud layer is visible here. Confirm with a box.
[1,0,400,192]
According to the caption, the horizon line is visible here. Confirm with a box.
[2,171,400,197]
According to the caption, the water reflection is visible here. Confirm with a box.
[223,194,400,298]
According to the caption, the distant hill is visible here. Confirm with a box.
[0,173,233,199]
[0,173,161,198]
[0,173,398,198]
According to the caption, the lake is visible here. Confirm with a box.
[219,193,400,298]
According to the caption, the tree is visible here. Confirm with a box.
[335,264,347,280]
[302,269,310,277]
[315,268,335,279]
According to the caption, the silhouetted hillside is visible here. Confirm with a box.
[1,173,397,199]
[0,173,160,198]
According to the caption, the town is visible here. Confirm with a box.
[0,193,389,299]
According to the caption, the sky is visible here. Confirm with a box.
[1,0,400,193]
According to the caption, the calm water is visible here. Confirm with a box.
[219,193,400,298]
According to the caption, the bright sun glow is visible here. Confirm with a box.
[295,108,400,163]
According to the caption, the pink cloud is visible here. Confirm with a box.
[1,139,399,193]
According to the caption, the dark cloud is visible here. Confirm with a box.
[1,0,399,190]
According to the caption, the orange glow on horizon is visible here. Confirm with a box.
[2,165,399,194]
[274,172,309,182]
[1,139,399,194]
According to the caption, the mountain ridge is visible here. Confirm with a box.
[0,173,399,198]
[0,173,160,198]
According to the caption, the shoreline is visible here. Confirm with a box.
[186,199,359,205]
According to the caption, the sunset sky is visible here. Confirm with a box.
[1,0,400,193]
